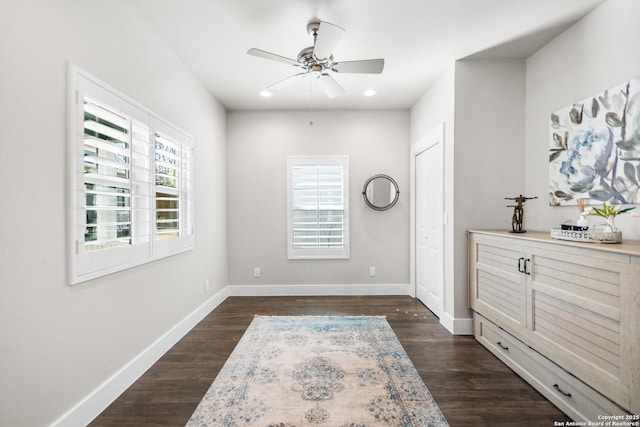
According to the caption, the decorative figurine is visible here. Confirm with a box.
[505,195,538,233]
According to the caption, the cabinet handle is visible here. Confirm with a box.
[517,257,525,273]
[496,341,509,351]
[524,258,531,275]
[553,383,572,398]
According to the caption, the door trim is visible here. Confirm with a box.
[410,123,445,313]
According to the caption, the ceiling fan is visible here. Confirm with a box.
[247,21,384,99]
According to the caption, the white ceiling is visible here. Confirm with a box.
[127,0,605,110]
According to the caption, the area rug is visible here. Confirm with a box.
[186,316,448,427]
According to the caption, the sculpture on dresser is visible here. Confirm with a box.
[505,195,538,233]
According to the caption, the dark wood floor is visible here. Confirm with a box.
[90,296,570,426]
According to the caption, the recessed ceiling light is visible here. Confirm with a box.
[363,89,377,97]
[259,90,273,97]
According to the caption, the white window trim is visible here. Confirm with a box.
[286,155,350,260]
[68,64,194,285]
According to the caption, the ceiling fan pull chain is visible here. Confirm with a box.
[309,76,314,126]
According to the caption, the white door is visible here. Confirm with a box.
[413,129,444,318]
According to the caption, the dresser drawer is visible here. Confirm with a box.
[474,314,628,422]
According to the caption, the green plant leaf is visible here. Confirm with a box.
[624,161,638,186]
[617,132,640,151]
[599,90,611,109]
[606,112,622,127]
[550,113,560,128]
[589,189,612,201]
[614,177,629,193]
[598,90,611,110]
[570,105,583,124]
[628,90,640,115]
[616,139,634,150]
[618,207,637,214]
[552,133,564,148]
[554,190,572,200]
[591,97,600,118]
[549,150,562,162]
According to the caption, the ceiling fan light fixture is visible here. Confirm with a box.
[363,89,377,97]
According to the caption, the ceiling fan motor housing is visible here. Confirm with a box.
[297,46,334,74]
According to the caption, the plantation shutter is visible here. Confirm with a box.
[292,164,345,248]
[152,120,194,257]
[82,98,154,252]
[155,131,181,239]
[82,98,133,252]
[130,120,153,246]
[287,156,350,259]
[181,144,194,238]
[70,66,193,284]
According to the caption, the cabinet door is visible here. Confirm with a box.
[469,233,527,335]
[528,245,632,411]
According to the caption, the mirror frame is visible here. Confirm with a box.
[362,174,400,211]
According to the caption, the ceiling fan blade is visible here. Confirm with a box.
[317,74,345,99]
[313,21,345,60]
[247,48,299,66]
[267,73,308,91]
[333,59,385,74]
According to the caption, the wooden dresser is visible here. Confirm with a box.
[468,230,639,421]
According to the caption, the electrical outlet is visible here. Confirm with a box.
[369,266,376,277]
[204,279,209,291]
[253,267,261,278]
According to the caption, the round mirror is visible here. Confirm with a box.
[362,174,400,211]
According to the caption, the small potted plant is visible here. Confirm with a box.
[586,201,636,232]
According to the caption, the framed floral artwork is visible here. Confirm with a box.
[549,77,640,206]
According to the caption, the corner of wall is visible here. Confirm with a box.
[439,311,474,335]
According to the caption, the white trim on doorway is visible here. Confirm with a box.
[410,123,446,322]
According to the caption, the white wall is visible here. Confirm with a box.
[526,0,640,238]
[226,110,410,288]
[454,59,527,233]
[454,59,526,319]
[410,59,526,331]
[410,0,640,330]
[0,1,227,426]
[410,66,458,327]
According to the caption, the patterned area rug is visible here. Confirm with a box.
[186,316,448,427]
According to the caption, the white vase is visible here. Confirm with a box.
[606,216,617,232]
[576,215,589,228]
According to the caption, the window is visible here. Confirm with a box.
[68,66,193,284]
[287,156,349,259]
[152,120,194,259]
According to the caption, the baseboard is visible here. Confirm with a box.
[228,283,412,296]
[50,283,413,426]
[50,287,229,427]
[439,311,474,335]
